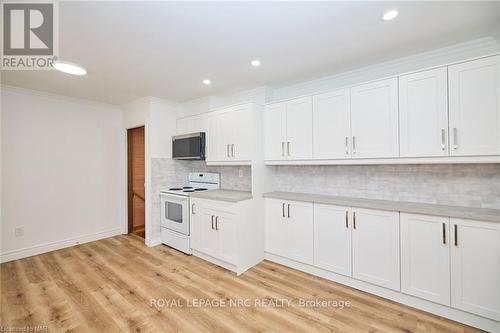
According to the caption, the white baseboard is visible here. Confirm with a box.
[0,228,122,263]
[265,252,500,333]
[146,237,162,247]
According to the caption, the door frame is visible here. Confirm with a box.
[124,123,150,245]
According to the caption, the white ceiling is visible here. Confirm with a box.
[2,1,500,105]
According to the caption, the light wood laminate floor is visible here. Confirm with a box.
[1,235,483,332]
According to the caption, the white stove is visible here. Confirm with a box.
[159,172,220,254]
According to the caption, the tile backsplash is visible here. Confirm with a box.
[271,164,500,209]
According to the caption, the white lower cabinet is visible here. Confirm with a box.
[400,213,451,305]
[351,208,401,291]
[265,198,313,265]
[450,218,500,321]
[313,203,352,276]
[265,197,500,328]
[190,197,263,275]
[194,205,235,264]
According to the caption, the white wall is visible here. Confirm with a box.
[122,96,178,246]
[0,86,125,262]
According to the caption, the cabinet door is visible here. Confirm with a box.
[313,204,352,276]
[231,105,252,161]
[449,55,500,156]
[215,213,236,264]
[264,103,287,160]
[206,113,218,162]
[265,199,287,256]
[198,209,219,258]
[350,78,399,158]
[215,110,234,161]
[399,67,449,157]
[451,218,500,321]
[286,97,313,160]
[190,199,201,250]
[400,213,450,305]
[313,89,351,159]
[287,201,313,264]
[352,208,400,291]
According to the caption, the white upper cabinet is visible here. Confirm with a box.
[400,213,450,305]
[350,78,399,158]
[264,103,287,161]
[399,67,449,157]
[176,114,209,134]
[207,103,254,163]
[264,97,313,160]
[448,55,500,156]
[313,89,351,159]
[314,204,352,276]
[286,97,313,160]
[352,208,400,291]
[451,218,500,321]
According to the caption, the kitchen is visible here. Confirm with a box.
[1,1,500,332]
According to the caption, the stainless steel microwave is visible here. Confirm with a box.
[172,132,206,160]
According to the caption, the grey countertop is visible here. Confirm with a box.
[190,189,253,203]
[263,191,500,223]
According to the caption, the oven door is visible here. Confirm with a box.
[160,193,190,235]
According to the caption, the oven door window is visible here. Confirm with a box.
[166,201,183,223]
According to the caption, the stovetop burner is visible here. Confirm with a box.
[194,188,207,191]
[168,187,182,191]
[183,189,195,192]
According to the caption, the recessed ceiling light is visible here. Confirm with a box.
[382,10,398,21]
[203,79,211,85]
[52,60,87,76]
[251,59,261,67]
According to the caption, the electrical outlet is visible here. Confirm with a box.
[15,226,24,237]
[239,168,244,178]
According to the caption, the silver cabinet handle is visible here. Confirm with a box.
[231,144,235,157]
[345,211,349,228]
[353,212,356,229]
[442,222,446,244]
[282,203,285,218]
[215,216,219,230]
[441,129,446,150]
[226,144,230,157]
[345,137,349,155]
[287,204,290,218]
[211,215,214,229]
[352,136,356,154]
[287,142,290,156]
[281,142,285,157]
[453,128,458,150]
[191,203,195,215]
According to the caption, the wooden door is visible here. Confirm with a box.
[448,55,500,156]
[400,213,450,305]
[314,204,352,276]
[350,78,399,158]
[313,89,351,159]
[399,67,449,157]
[127,126,145,237]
